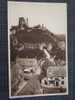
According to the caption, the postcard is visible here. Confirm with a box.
[8,1,68,98]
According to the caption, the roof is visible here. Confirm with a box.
[47,66,66,77]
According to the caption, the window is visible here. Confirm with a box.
[61,81,64,85]
[61,76,64,79]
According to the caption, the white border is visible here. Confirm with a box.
[7,1,68,99]
[7,1,11,96]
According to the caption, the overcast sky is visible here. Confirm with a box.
[8,1,67,34]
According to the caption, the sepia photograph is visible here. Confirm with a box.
[8,1,68,98]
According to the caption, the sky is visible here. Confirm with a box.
[8,1,67,34]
